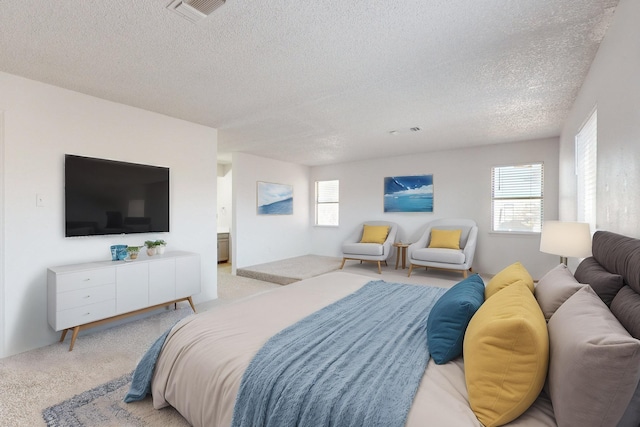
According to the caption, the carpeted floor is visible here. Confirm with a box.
[1,304,196,427]
[1,259,466,426]
[0,263,277,427]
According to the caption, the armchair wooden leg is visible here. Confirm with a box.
[340,258,346,269]
[377,261,382,274]
[408,264,414,277]
[463,270,468,278]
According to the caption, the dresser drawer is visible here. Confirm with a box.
[56,268,115,293]
[56,299,116,331]
[57,284,116,311]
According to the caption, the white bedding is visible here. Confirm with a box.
[151,272,556,427]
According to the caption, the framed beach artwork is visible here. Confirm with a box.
[257,181,294,215]
[384,175,434,212]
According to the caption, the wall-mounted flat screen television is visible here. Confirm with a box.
[65,154,170,237]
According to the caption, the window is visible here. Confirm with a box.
[491,163,544,233]
[315,180,339,226]
[575,109,597,231]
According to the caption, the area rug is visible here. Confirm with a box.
[236,254,342,285]
[42,372,190,427]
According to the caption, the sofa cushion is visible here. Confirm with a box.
[427,274,485,364]
[464,282,548,427]
[547,286,640,427]
[535,263,587,321]
[411,248,465,265]
[574,256,624,306]
[342,242,384,256]
[611,285,640,340]
[359,224,389,244]
[591,230,640,293]
[485,261,534,300]
[428,229,462,249]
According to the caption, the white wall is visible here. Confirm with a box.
[559,0,640,238]
[232,153,311,271]
[310,138,560,279]
[0,111,5,358]
[0,72,218,357]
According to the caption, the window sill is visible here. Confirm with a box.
[489,231,541,236]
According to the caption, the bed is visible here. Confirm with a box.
[128,230,640,427]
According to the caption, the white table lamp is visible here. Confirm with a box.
[539,221,592,265]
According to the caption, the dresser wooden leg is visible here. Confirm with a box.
[68,326,80,352]
[59,329,68,342]
[187,296,197,313]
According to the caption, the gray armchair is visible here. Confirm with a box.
[340,221,398,274]
[407,218,478,278]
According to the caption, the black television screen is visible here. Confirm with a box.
[65,155,169,237]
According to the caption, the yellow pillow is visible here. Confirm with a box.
[428,229,462,249]
[360,225,390,244]
[485,261,534,299]
[464,282,549,427]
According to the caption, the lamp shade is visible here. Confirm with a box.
[539,221,592,258]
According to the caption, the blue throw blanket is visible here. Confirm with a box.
[124,327,172,403]
[231,280,448,427]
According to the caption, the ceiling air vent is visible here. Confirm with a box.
[167,0,226,23]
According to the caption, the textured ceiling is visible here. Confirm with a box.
[0,0,618,166]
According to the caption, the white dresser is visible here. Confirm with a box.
[47,251,201,351]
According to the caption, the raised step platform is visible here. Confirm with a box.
[236,255,342,285]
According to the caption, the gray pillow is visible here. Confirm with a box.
[547,286,640,427]
[534,264,586,321]
[617,380,640,427]
[574,257,624,306]
[611,286,640,427]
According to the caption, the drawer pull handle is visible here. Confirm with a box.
[83,278,91,281]
[84,312,91,316]
[84,295,91,299]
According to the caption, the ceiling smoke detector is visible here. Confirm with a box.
[167,0,226,23]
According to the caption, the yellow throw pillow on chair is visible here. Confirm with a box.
[428,228,462,249]
[360,225,390,244]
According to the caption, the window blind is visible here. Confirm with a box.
[316,180,339,226]
[491,163,544,232]
[575,109,597,231]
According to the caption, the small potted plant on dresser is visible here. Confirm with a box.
[126,246,141,260]
[144,240,167,256]
[155,239,167,255]
[145,240,157,256]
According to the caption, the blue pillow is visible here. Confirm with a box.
[427,274,485,364]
